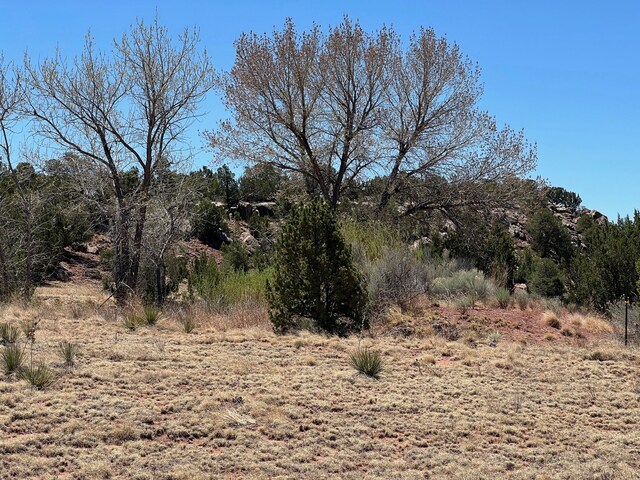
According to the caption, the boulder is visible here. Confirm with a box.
[239,230,259,253]
[54,266,72,282]
[254,202,277,217]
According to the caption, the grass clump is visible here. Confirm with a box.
[514,291,530,310]
[349,347,383,379]
[142,306,161,326]
[486,331,502,347]
[543,311,561,329]
[432,269,495,301]
[180,316,196,334]
[584,350,617,362]
[123,313,143,331]
[2,344,25,375]
[57,341,79,367]
[0,322,20,344]
[18,363,57,390]
[493,288,511,309]
[454,295,475,314]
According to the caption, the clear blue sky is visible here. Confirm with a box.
[2,1,638,219]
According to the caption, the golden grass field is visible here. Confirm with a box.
[1,282,639,479]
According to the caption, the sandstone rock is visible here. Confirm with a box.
[239,230,259,253]
[254,202,277,217]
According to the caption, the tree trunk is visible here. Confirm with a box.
[129,202,148,294]
[114,205,132,303]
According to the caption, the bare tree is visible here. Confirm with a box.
[210,18,395,208]
[210,18,536,214]
[25,18,215,301]
[0,55,38,300]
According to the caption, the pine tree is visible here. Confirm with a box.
[267,201,367,334]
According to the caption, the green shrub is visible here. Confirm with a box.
[189,252,271,310]
[217,268,272,306]
[239,163,284,202]
[221,240,250,273]
[546,186,581,210]
[341,220,402,263]
[514,290,530,310]
[57,341,79,367]
[349,347,383,378]
[529,257,564,297]
[18,362,57,390]
[526,208,574,263]
[493,288,511,309]
[2,344,25,375]
[454,294,475,314]
[267,201,368,335]
[99,248,114,267]
[188,254,222,305]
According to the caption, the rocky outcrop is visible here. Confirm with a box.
[497,203,608,250]
[232,201,277,221]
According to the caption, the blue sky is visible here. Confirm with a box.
[2,1,638,219]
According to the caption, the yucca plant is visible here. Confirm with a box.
[142,306,161,326]
[0,322,20,344]
[486,331,502,347]
[18,362,57,390]
[57,341,79,367]
[349,347,383,379]
[2,344,25,375]
[123,313,142,331]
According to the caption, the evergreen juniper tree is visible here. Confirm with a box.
[266,201,367,335]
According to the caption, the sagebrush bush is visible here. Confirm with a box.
[18,362,57,390]
[57,341,79,367]
[431,269,495,301]
[349,347,383,378]
[514,291,530,310]
[365,246,431,309]
[2,344,25,375]
[454,295,475,314]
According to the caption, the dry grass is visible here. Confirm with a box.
[543,310,561,329]
[566,312,616,334]
[0,283,639,479]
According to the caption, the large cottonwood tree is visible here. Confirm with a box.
[25,18,215,301]
[210,18,536,214]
